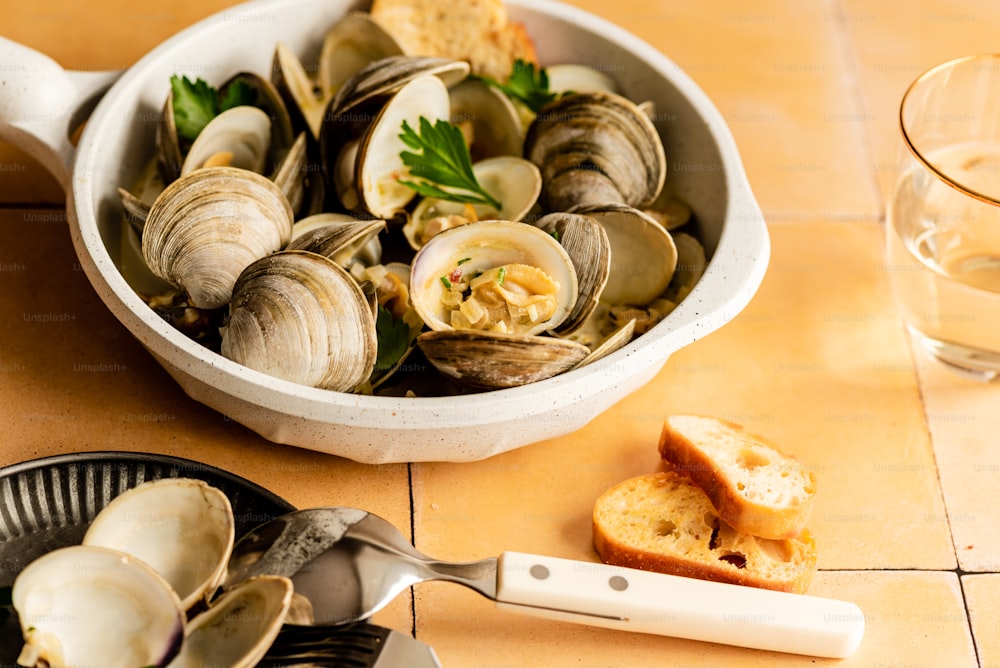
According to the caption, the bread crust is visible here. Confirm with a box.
[369,0,538,81]
[592,472,817,594]
[658,415,817,540]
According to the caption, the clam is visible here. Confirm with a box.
[410,220,578,336]
[327,55,469,122]
[545,64,620,95]
[318,12,406,97]
[141,166,294,309]
[12,545,185,668]
[333,74,452,219]
[271,13,404,139]
[157,72,294,184]
[448,78,524,161]
[524,91,667,211]
[157,89,184,183]
[534,211,611,336]
[570,203,678,307]
[287,212,387,271]
[170,576,293,668]
[403,156,542,250]
[409,220,585,389]
[221,250,378,392]
[180,105,272,175]
[82,478,235,611]
[417,329,590,389]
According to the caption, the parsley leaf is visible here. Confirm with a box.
[219,79,256,113]
[170,76,257,142]
[397,117,502,210]
[474,59,559,113]
[374,305,411,372]
[170,75,220,142]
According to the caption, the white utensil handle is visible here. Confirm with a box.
[495,551,863,659]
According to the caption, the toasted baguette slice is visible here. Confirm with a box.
[370,0,538,81]
[593,472,817,594]
[658,415,817,540]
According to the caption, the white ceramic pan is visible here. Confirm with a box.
[0,0,768,463]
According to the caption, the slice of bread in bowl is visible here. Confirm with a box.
[370,0,538,81]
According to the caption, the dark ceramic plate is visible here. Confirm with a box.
[0,451,295,664]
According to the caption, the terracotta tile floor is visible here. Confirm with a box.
[2,0,998,665]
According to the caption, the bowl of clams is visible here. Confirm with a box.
[0,0,768,463]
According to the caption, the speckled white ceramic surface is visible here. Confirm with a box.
[0,0,768,463]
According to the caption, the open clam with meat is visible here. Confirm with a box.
[116,8,706,396]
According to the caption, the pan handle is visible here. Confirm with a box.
[0,37,121,191]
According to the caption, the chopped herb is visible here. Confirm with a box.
[473,59,559,113]
[550,230,560,241]
[397,117,502,209]
[374,305,410,372]
[170,75,256,142]
[497,266,507,285]
[440,275,453,289]
[457,257,472,266]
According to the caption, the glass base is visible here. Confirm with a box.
[909,326,1000,382]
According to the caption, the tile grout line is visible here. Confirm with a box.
[408,461,418,639]
[827,0,886,225]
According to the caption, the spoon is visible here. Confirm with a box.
[223,507,864,659]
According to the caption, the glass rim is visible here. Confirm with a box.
[900,53,1000,207]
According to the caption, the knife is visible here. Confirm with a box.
[261,622,442,668]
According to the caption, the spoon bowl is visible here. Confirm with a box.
[224,507,496,624]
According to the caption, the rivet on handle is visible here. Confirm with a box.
[529,564,550,580]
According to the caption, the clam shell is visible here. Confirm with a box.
[418,329,590,389]
[546,63,620,95]
[287,213,387,268]
[571,203,678,306]
[180,105,272,176]
[524,91,666,211]
[404,156,542,250]
[449,78,524,160]
[329,55,469,121]
[351,74,452,219]
[318,12,405,95]
[82,478,235,611]
[535,211,611,335]
[221,250,378,392]
[141,166,294,309]
[170,576,293,668]
[272,41,327,139]
[156,89,183,183]
[12,545,185,668]
[409,220,578,336]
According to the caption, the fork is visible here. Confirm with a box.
[261,622,442,667]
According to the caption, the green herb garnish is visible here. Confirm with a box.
[496,266,506,285]
[457,257,472,265]
[374,305,411,372]
[440,275,453,289]
[474,59,559,113]
[170,75,255,142]
[397,117,502,209]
